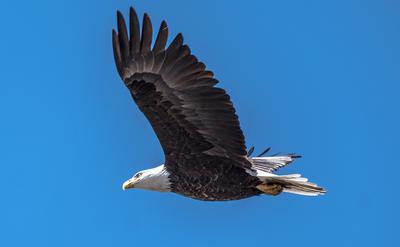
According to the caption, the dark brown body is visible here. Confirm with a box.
[167,155,262,201]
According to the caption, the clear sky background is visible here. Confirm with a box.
[1,0,399,246]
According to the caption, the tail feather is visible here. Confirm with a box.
[251,155,326,196]
[257,173,326,196]
[251,155,299,173]
[282,188,323,196]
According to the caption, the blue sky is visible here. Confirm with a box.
[1,0,399,246]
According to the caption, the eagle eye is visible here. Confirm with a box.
[134,173,142,178]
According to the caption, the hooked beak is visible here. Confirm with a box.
[122,178,136,190]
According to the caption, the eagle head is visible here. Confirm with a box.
[122,164,171,192]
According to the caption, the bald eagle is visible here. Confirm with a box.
[113,7,325,201]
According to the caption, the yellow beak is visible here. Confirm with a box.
[122,179,135,190]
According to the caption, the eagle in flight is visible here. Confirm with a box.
[112,7,325,201]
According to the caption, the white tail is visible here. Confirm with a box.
[251,156,298,173]
[251,156,326,196]
[256,172,326,196]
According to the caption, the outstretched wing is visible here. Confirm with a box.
[112,8,250,169]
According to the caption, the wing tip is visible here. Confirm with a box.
[161,20,168,28]
[176,32,184,42]
[116,10,124,22]
[129,6,139,23]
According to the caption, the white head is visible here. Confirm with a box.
[122,164,171,192]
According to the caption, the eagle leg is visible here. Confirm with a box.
[256,183,283,196]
